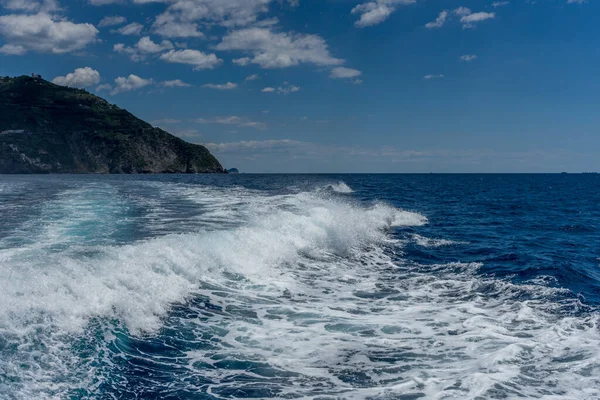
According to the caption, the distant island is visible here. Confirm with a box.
[227,168,239,174]
[0,76,225,174]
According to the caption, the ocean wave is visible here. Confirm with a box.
[1,180,599,399]
[0,182,424,398]
[411,233,468,247]
[326,181,354,193]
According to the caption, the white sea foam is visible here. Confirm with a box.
[0,180,599,399]
[411,233,468,247]
[327,181,354,193]
[0,181,422,398]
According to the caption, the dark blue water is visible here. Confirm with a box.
[1,174,599,399]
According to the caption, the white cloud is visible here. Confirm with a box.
[196,116,242,124]
[151,118,181,125]
[217,27,343,69]
[460,54,477,62]
[150,0,283,38]
[0,0,59,12]
[262,84,300,94]
[351,0,415,28]
[330,67,362,79]
[492,1,509,7]
[454,7,471,16]
[425,11,448,29]
[239,121,267,129]
[159,49,222,70]
[424,74,444,79]
[115,22,144,36]
[205,139,305,154]
[202,82,237,90]
[99,16,126,27]
[52,67,101,88]
[233,57,251,66]
[96,83,112,92]
[245,74,260,81]
[153,13,205,38]
[195,116,266,129]
[452,7,495,28]
[460,12,495,28]
[567,0,586,3]
[162,79,191,87]
[114,36,174,61]
[89,0,123,4]
[0,44,26,55]
[113,43,139,60]
[111,74,153,95]
[136,36,173,53]
[0,13,98,54]
[278,85,300,94]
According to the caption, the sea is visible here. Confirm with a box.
[0,174,599,400]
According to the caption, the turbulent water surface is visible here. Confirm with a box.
[1,174,599,399]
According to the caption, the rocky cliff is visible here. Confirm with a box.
[0,76,224,174]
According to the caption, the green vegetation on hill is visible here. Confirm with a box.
[0,76,224,174]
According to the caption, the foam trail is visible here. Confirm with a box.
[411,233,468,247]
[327,182,354,193]
[0,182,420,398]
[1,180,599,400]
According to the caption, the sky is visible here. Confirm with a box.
[0,0,598,173]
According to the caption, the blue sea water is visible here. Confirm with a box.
[0,174,599,399]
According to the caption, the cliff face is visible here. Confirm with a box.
[0,76,225,174]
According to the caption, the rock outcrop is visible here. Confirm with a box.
[0,76,225,174]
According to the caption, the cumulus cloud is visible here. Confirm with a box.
[149,0,295,38]
[89,0,124,4]
[0,44,26,55]
[96,83,112,92]
[161,79,191,87]
[99,16,126,27]
[0,0,59,12]
[245,74,260,81]
[111,74,153,95]
[452,7,495,28]
[424,7,494,30]
[151,118,181,126]
[492,1,509,7]
[114,36,174,61]
[261,84,300,94]
[205,139,305,154]
[136,36,173,52]
[52,67,101,88]
[454,7,471,16]
[217,27,343,69]
[351,0,415,28]
[195,116,266,129]
[425,10,448,29]
[159,49,222,70]
[202,82,237,90]
[460,12,495,28]
[0,13,98,54]
[460,54,477,62]
[424,74,444,79]
[115,22,143,35]
[330,67,362,79]
[233,57,251,66]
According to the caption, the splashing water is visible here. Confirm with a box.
[0,174,599,399]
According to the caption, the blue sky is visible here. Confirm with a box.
[0,0,598,172]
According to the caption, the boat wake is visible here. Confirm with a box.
[0,180,598,399]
